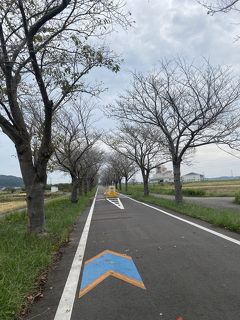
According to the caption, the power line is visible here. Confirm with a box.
[217,145,240,160]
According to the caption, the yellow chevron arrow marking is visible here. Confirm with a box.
[84,249,132,265]
[79,270,146,298]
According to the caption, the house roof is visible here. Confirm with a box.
[183,172,204,177]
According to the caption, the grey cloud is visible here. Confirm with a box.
[1,0,240,179]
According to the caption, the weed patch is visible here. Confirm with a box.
[182,188,206,197]
[0,194,93,320]
[234,191,240,204]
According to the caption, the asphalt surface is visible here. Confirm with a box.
[151,193,240,212]
[26,188,240,320]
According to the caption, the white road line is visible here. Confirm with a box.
[54,188,98,320]
[124,195,240,246]
[106,197,124,210]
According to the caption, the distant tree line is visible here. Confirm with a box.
[104,58,240,203]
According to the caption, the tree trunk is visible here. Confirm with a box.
[118,178,122,191]
[78,179,83,196]
[26,182,45,233]
[173,161,183,203]
[89,176,96,191]
[17,144,47,234]
[71,177,78,203]
[141,170,149,196]
[125,176,128,192]
[143,178,149,196]
[84,177,89,196]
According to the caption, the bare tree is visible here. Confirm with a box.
[52,100,100,202]
[108,151,137,192]
[106,123,168,196]
[100,166,116,186]
[109,59,240,202]
[79,147,105,195]
[199,0,240,14]
[0,1,131,233]
[108,153,124,190]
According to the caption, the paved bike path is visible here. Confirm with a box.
[26,188,240,320]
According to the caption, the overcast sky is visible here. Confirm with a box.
[1,0,240,183]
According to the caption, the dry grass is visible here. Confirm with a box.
[183,181,240,196]
[147,180,240,197]
[0,201,26,214]
[185,180,240,187]
[0,191,67,215]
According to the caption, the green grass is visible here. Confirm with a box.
[235,191,240,204]
[130,181,240,197]
[124,189,240,234]
[0,193,94,320]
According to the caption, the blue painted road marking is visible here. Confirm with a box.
[79,250,145,298]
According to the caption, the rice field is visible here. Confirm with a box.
[0,191,66,215]
[131,179,240,197]
[0,201,26,214]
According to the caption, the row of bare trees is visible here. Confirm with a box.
[51,101,104,203]
[103,123,168,195]
[0,0,239,233]
[101,151,137,192]
[0,0,132,233]
[106,59,240,203]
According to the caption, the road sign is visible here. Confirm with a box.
[79,250,145,298]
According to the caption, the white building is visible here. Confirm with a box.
[181,172,204,183]
[51,186,59,193]
[150,165,174,183]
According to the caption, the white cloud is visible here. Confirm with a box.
[181,145,240,177]
[0,133,20,177]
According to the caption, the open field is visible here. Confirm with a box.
[0,192,94,320]
[0,201,26,214]
[130,179,240,197]
[0,191,67,215]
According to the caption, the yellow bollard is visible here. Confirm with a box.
[104,185,119,198]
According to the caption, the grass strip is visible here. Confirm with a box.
[0,193,93,320]
[124,190,240,234]
[130,182,240,197]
